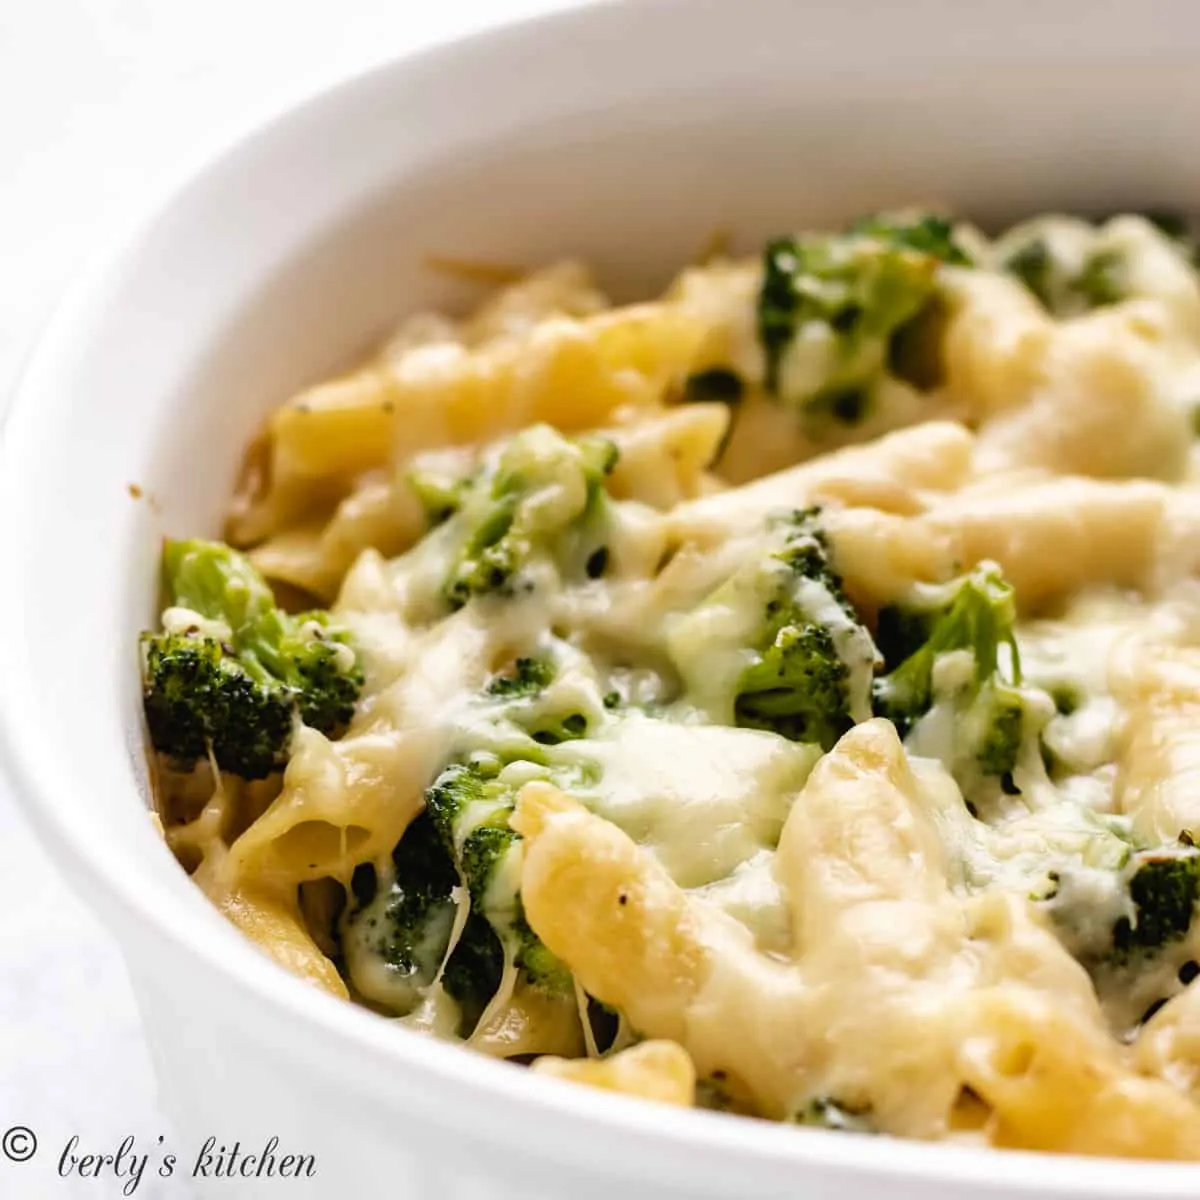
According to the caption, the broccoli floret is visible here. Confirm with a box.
[486,656,556,699]
[974,686,1027,783]
[367,643,603,1022]
[405,446,488,527]
[736,621,855,751]
[846,213,973,264]
[407,468,471,527]
[1112,843,1200,962]
[424,760,572,995]
[340,812,459,1005]
[1000,235,1063,311]
[668,507,876,750]
[757,211,971,423]
[140,539,363,778]
[1042,837,1200,1029]
[1001,230,1127,315]
[728,508,877,749]
[873,563,1046,794]
[439,913,505,1028]
[338,810,506,1030]
[873,563,1018,732]
[441,426,618,609]
[167,539,361,734]
[995,214,1198,318]
[141,635,294,779]
[790,1097,876,1133]
[484,653,591,744]
[1073,249,1127,309]
[694,1073,759,1116]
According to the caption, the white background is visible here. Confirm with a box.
[0,2,570,1194]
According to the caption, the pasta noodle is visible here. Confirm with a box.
[1113,648,1200,844]
[531,1039,696,1106]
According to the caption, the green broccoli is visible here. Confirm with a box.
[345,643,607,1025]
[406,457,474,527]
[1048,684,1082,718]
[1039,837,1200,1030]
[486,656,556,699]
[424,759,571,994]
[995,213,1198,318]
[485,653,592,744]
[735,617,865,749]
[339,812,460,1007]
[974,687,1028,782]
[669,507,877,750]
[439,914,506,1030]
[338,810,506,1031]
[757,212,971,424]
[845,213,973,263]
[1112,843,1200,962]
[873,562,1018,726]
[694,1073,758,1116]
[873,563,1043,792]
[441,426,618,609]
[790,1097,877,1133]
[140,539,363,778]
[419,643,605,997]
[1000,231,1126,315]
[141,636,283,778]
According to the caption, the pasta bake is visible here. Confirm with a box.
[141,210,1200,1157]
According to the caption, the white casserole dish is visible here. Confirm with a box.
[5,0,1200,1195]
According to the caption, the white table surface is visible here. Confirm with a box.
[0,3,571,1195]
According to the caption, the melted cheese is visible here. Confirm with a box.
[570,715,819,891]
